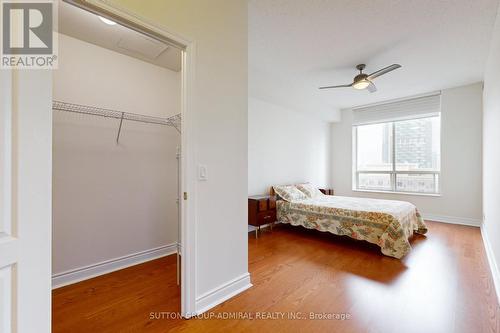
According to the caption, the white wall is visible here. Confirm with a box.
[248,97,330,195]
[331,83,483,225]
[52,34,181,276]
[482,7,500,299]
[109,0,249,312]
[54,34,180,118]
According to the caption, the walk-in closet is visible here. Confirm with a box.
[51,2,182,329]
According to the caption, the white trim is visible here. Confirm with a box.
[51,243,178,289]
[180,42,198,318]
[0,70,13,237]
[423,214,482,227]
[481,224,500,304]
[353,189,442,197]
[194,273,252,316]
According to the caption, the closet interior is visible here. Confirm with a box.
[51,0,183,315]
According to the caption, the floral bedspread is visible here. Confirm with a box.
[276,195,427,259]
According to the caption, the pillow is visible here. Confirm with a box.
[272,185,307,202]
[296,183,324,199]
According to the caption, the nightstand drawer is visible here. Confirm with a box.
[257,210,276,225]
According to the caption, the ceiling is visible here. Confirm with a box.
[249,0,500,121]
[58,1,181,71]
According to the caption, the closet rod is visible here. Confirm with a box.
[52,100,181,133]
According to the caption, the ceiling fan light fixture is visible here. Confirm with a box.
[98,16,117,26]
[352,79,370,90]
[319,63,401,91]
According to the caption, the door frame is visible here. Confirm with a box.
[62,0,197,317]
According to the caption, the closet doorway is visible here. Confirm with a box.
[51,1,193,330]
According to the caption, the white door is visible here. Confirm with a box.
[0,69,52,332]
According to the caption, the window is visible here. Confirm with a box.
[354,116,441,194]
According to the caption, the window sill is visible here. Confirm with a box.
[352,189,442,197]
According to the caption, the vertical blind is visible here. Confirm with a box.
[352,93,441,125]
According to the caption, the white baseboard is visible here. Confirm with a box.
[195,272,252,315]
[52,243,178,289]
[481,225,500,304]
[423,214,482,227]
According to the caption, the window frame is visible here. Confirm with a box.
[352,115,441,195]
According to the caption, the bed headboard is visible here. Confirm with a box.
[269,186,276,197]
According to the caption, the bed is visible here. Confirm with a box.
[272,184,427,259]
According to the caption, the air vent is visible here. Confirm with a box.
[117,34,168,59]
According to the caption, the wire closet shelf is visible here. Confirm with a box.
[52,100,182,284]
[52,100,181,133]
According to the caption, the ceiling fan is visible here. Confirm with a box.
[319,63,401,93]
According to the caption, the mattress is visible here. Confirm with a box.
[276,195,427,259]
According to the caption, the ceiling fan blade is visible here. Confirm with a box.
[367,64,401,80]
[319,83,352,90]
[367,82,377,93]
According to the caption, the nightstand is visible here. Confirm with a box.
[320,188,334,195]
[248,195,277,238]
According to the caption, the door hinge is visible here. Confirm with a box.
[183,192,188,200]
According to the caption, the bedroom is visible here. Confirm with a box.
[1,1,499,333]
[246,1,496,332]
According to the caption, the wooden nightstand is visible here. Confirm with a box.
[248,195,277,238]
[319,188,334,195]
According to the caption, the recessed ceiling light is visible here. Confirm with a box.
[98,16,117,26]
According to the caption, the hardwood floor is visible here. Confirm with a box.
[52,221,499,333]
